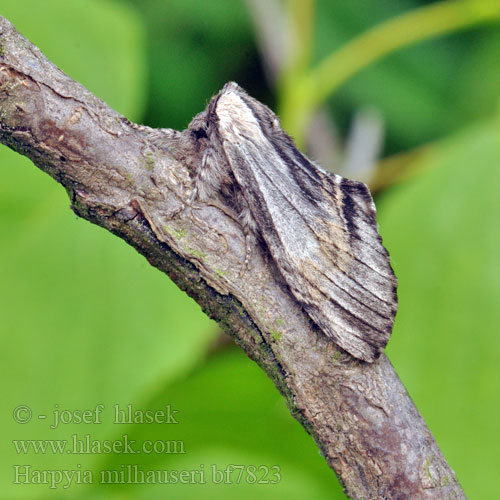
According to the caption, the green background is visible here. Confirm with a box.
[1,1,499,498]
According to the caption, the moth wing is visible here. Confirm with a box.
[216,87,397,362]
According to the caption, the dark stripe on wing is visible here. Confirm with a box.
[234,90,389,269]
[311,262,395,320]
[239,93,324,205]
[340,177,358,238]
[235,141,397,288]
[299,277,388,348]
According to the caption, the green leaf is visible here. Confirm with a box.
[87,349,344,499]
[0,146,217,498]
[0,3,216,497]
[130,0,255,130]
[0,0,147,119]
[379,119,500,498]
[282,0,500,151]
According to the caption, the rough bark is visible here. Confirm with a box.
[0,16,466,500]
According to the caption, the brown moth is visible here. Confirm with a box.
[173,82,398,362]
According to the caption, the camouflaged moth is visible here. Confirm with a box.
[174,82,398,362]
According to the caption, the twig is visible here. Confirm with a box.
[0,16,466,500]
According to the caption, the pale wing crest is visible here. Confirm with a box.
[214,84,397,362]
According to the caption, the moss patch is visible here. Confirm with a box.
[142,152,155,171]
[269,330,282,342]
[331,351,342,363]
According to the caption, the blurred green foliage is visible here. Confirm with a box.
[280,0,500,148]
[0,0,499,499]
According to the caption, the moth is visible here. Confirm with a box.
[174,82,398,362]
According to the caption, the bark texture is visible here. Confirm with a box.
[0,16,466,500]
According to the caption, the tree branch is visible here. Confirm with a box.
[0,16,466,499]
